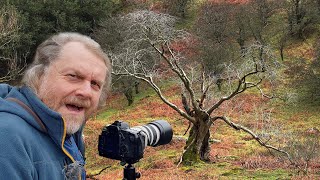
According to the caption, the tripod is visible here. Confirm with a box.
[123,163,141,180]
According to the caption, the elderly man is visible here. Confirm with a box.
[0,32,111,179]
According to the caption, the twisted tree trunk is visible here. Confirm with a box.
[182,114,211,164]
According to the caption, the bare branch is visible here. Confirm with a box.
[151,42,198,111]
[0,52,27,83]
[206,43,278,115]
[112,71,197,124]
[207,67,263,114]
[212,116,293,162]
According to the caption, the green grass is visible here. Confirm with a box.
[226,169,291,180]
[97,108,120,120]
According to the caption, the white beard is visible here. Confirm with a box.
[63,114,85,134]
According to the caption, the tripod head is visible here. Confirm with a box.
[123,163,141,180]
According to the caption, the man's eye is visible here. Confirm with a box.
[67,74,77,78]
[91,81,101,90]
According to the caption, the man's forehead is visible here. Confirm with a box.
[60,41,107,65]
[59,42,97,60]
[51,43,107,77]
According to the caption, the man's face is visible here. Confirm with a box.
[37,41,107,134]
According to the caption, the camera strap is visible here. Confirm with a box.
[6,97,48,134]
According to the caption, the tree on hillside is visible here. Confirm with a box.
[286,0,320,39]
[97,10,289,164]
[194,0,276,66]
[233,4,250,53]
[230,0,291,62]
[160,0,193,18]
[193,2,237,77]
[112,76,140,106]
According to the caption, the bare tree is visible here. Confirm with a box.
[0,5,18,47]
[99,10,289,164]
[0,5,26,83]
[0,53,27,83]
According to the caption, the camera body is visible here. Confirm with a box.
[98,120,173,164]
[98,121,146,164]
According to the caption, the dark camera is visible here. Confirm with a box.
[98,120,173,164]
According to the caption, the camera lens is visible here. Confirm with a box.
[131,120,173,147]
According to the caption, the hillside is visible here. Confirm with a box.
[85,84,320,179]
[86,90,320,179]
[84,1,320,180]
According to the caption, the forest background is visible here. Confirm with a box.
[1,0,320,179]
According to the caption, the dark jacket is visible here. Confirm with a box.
[0,84,86,179]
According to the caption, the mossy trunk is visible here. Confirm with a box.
[124,87,134,106]
[182,117,211,165]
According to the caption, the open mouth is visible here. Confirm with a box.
[66,104,84,112]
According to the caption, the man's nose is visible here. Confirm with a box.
[76,81,92,98]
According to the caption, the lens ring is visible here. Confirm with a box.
[142,125,157,145]
[148,124,160,145]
